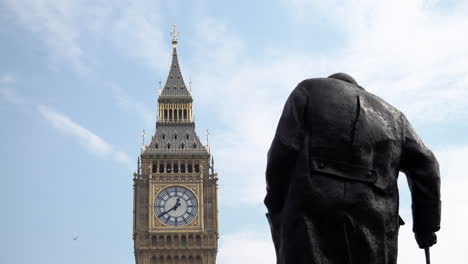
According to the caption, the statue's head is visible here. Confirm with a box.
[328,72,358,85]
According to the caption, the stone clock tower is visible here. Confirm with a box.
[133,25,219,264]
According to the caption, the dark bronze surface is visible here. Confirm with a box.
[265,73,441,264]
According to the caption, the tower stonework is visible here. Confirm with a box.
[133,29,219,264]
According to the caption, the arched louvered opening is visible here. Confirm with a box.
[162,133,166,139]
[150,256,157,264]
[174,133,177,139]
[188,164,193,173]
[166,164,172,173]
[193,143,197,148]
[184,110,188,120]
[179,109,182,121]
[167,143,171,149]
[159,164,164,173]
[186,133,189,139]
[155,143,159,149]
[151,235,157,246]
[166,235,172,246]
[173,164,179,173]
[180,164,186,173]
[164,110,168,120]
[188,234,194,246]
[158,236,164,247]
[194,164,200,173]
[174,235,180,247]
[180,143,185,149]
[152,164,157,173]
[181,235,187,246]
[169,109,173,120]
[195,235,202,246]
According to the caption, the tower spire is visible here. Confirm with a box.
[159,25,191,99]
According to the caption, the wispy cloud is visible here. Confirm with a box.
[3,0,95,72]
[186,1,468,206]
[37,105,132,169]
[219,144,468,263]
[397,145,468,263]
[0,73,15,84]
[218,232,275,264]
[0,87,25,106]
[0,74,26,106]
[111,84,154,128]
[111,1,168,72]
[285,0,468,121]
[3,0,168,73]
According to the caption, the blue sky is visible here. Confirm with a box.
[1,0,468,263]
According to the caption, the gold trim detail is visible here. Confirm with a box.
[149,183,204,233]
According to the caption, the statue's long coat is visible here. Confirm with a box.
[265,76,441,264]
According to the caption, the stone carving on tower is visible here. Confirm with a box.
[133,25,219,264]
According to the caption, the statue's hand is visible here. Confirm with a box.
[415,231,437,249]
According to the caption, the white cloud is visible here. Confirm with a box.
[111,84,154,128]
[188,0,468,206]
[3,0,168,73]
[183,8,468,262]
[218,232,276,264]
[0,73,15,84]
[285,0,468,121]
[0,75,29,108]
[398,145,468,263]
[218,145,468,263]
[0,87,25,106]
[37,104,132,169]
[111,1,168,72]
[4,0,95,72]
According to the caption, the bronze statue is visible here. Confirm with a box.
[265,73,441,264]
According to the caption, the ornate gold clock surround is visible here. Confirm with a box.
[149,183,204,232]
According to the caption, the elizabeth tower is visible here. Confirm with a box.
[133,26,219,264]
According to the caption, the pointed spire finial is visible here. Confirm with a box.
[171,24,179,47]
[141,129,146,146]
[158,78,162,96]
[205,129,210,154]
[137,156,141,175]
[211,156,214,174]
[189,76,192,92]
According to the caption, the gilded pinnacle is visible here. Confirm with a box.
[171,24,179,47]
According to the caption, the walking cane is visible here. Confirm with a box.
[424,247,431,264]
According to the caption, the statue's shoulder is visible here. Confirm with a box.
[298,74,404,120]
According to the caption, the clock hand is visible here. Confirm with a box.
[158,204,178,217]
[173,198,181,211]
[158,206,177,217]
[158,198,182,217]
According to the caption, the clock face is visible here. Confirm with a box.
[154,186,198,227]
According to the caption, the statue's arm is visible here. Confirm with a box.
[264,83,308,213]
[400,115,441,234]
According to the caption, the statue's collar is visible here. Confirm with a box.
[328,72,365,90]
